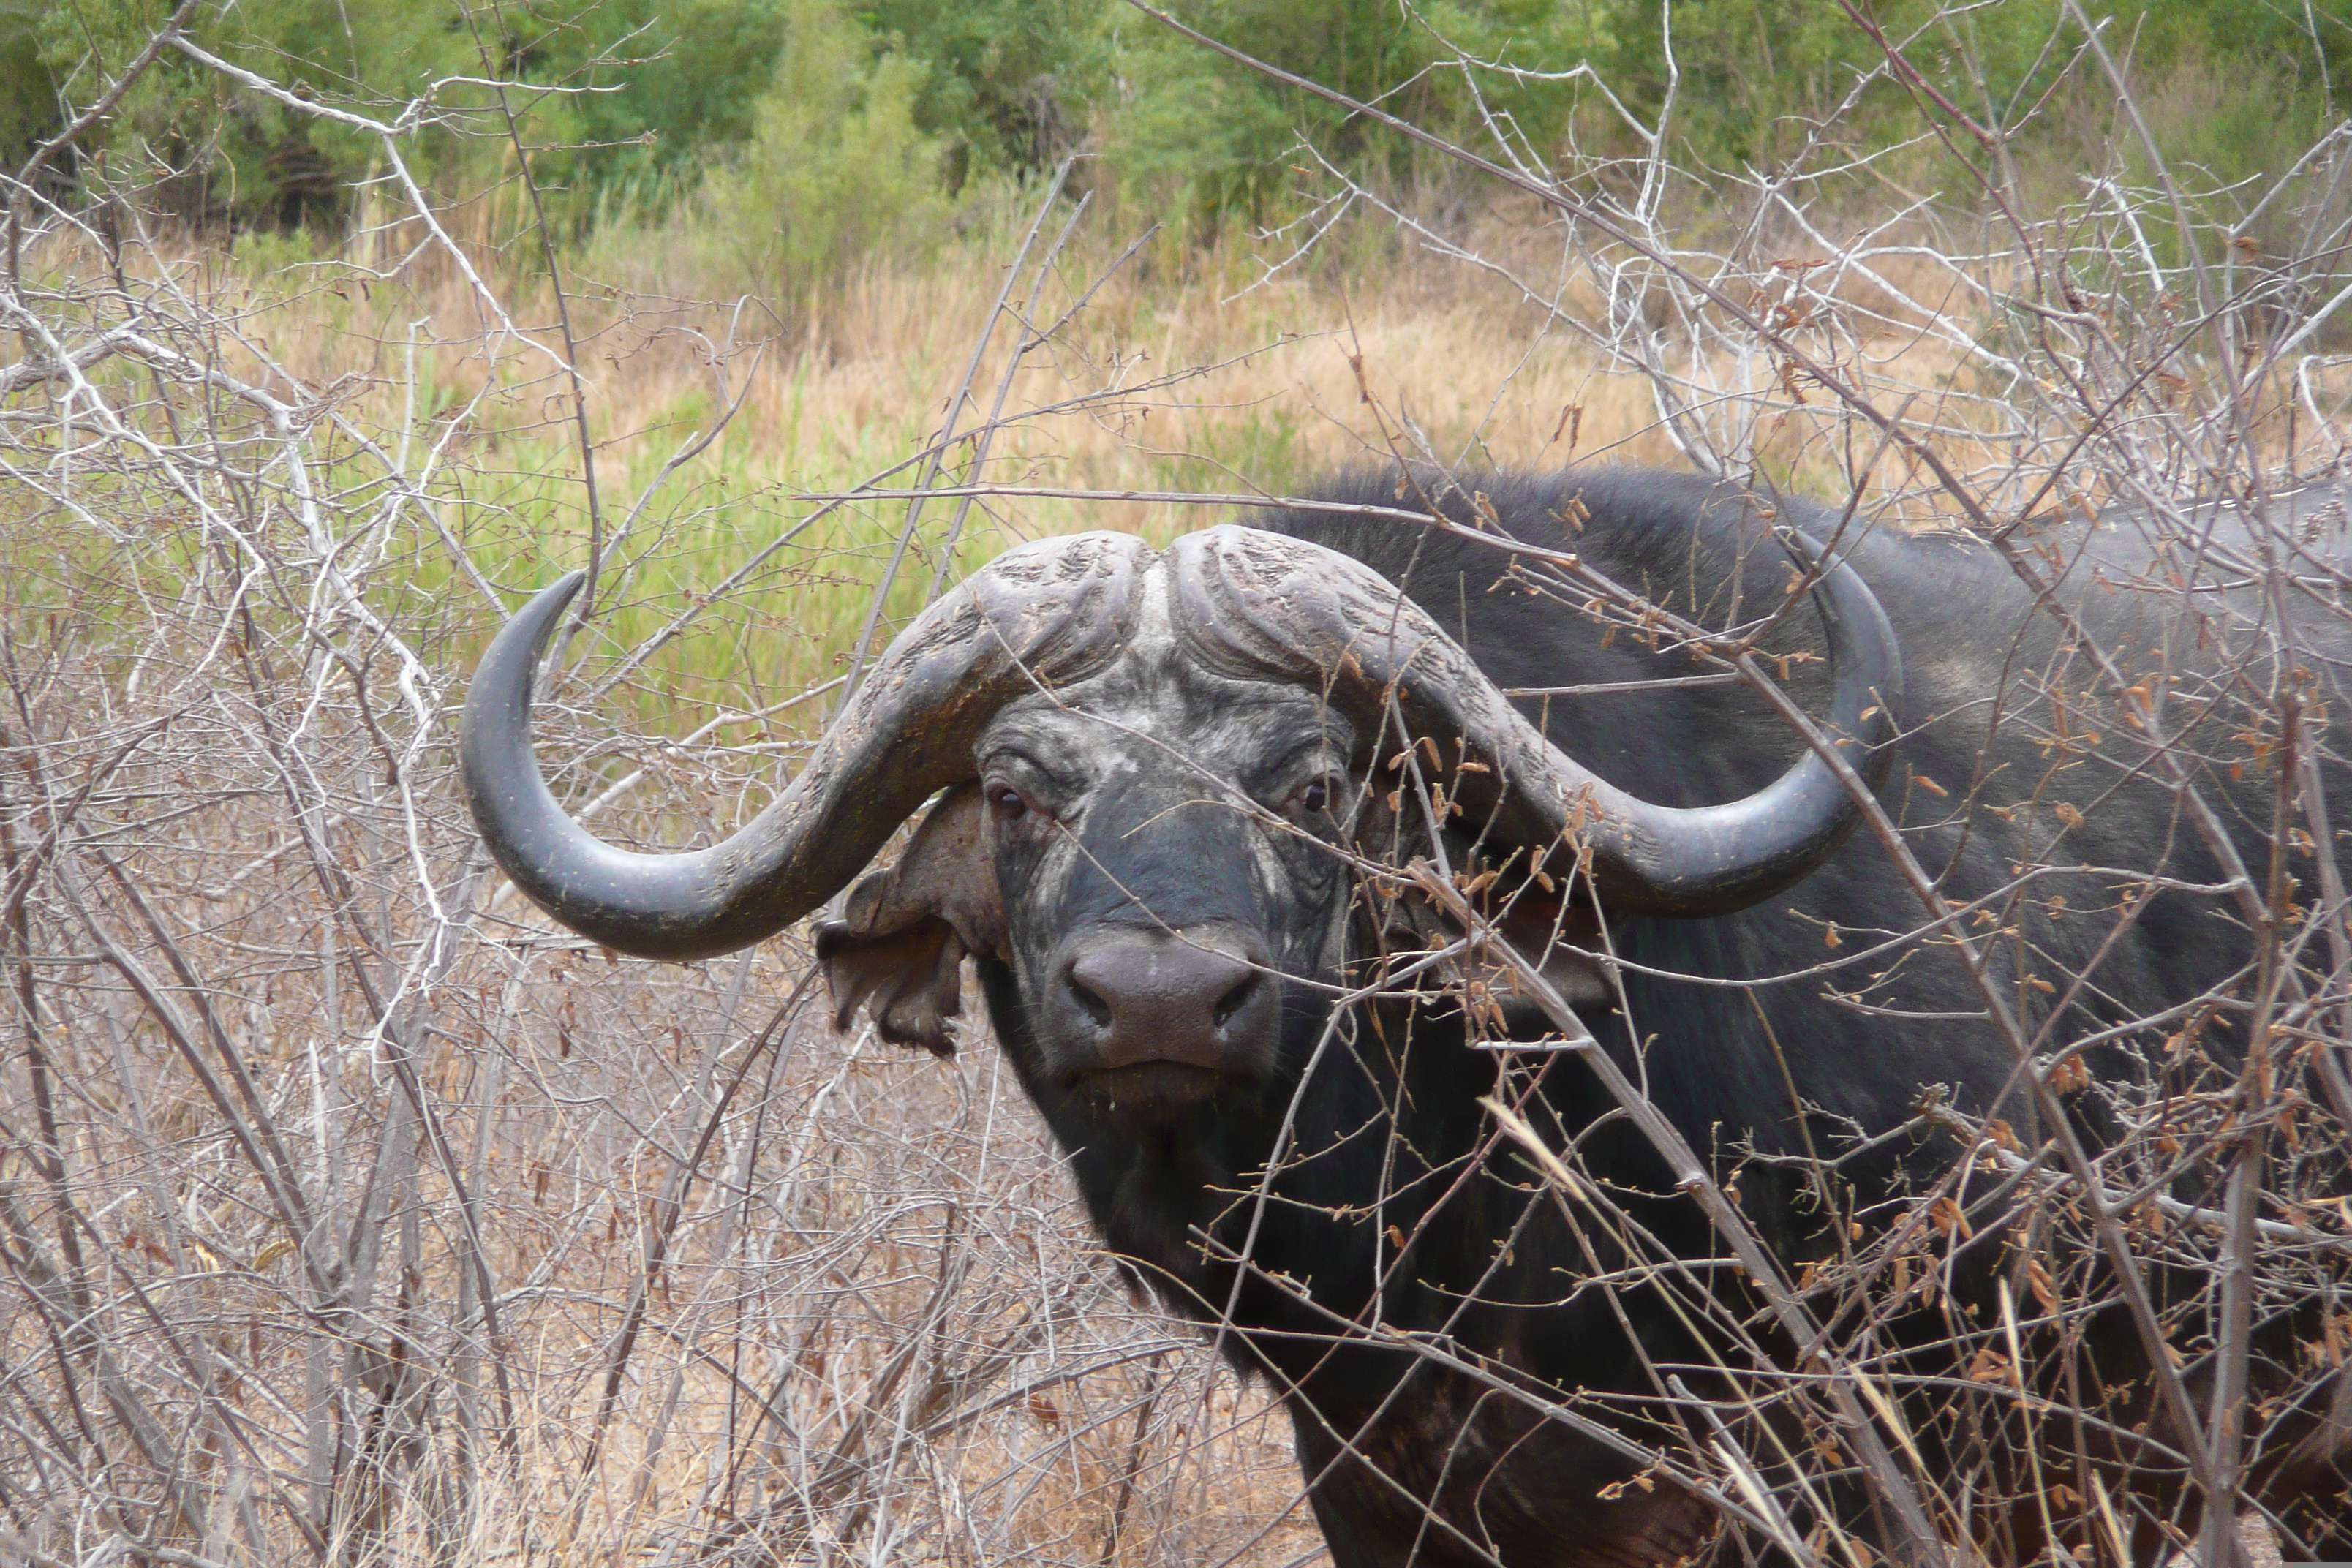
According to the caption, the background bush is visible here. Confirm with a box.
[10,0,2348,266]
[691,0,952,301]
[9,3,2352,1565]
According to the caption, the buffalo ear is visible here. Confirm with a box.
[814,784,1007,1058]
[1491,897,1611,1034]
[1382,873,1610,1039]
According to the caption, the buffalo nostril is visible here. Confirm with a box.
[1213,971,1259,1028]
[1063,930,1271,1071]
[1067,973,1114,1029]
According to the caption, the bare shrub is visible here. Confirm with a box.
[0,42,1315,1568]
[3,4,2350,1567]
[1135,1,2352,1560]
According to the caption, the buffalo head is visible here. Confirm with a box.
[461,523,1900,1134]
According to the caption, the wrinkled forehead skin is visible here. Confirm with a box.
[977,559,1360,941]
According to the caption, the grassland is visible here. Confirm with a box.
[11,49,2352,1556]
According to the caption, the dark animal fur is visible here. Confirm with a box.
[894,470,2352,1564]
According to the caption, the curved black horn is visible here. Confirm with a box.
[1170,521,1901,917]
[461,533,1150,960]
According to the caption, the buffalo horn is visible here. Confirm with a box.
[1169,523,1901,917]
[460,532,1150,960]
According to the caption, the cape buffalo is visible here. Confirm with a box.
[461,468,2351,1566]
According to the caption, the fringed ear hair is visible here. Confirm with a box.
[815,786,1006,1058]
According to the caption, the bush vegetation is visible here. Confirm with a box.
[9,3,2352,1565]
[9,1,2349,255]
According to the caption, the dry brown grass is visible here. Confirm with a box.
[0,192,1420,1568]
[10,14,2352,1565]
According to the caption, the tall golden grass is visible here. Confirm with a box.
[10,53,2352,1559]
[4,170,1769,1567]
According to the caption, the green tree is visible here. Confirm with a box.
[19,0,481,230]
[12,0,2348,255]
[1588,0,2352,174]
[0,1,60,172]
[861,0,1100,181]
[697,0,951,300]
[1098,0,1589,227]
[562,0,794,182]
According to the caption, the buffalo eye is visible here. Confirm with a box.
[1294,774,1341,816]
[987,784,1033,823]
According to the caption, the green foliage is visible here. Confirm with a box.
[562,0,795,178]
[0,1,59,170]
[862,0,1101,179]
[1586,0,2352,177]
[16,0,502,228]
[1099,11,1304,222]
[27,0,222,214]
[516,0,1101,194]
[6,0,2348,262]
[694,0,954,301]
[1098,0,1588,225]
